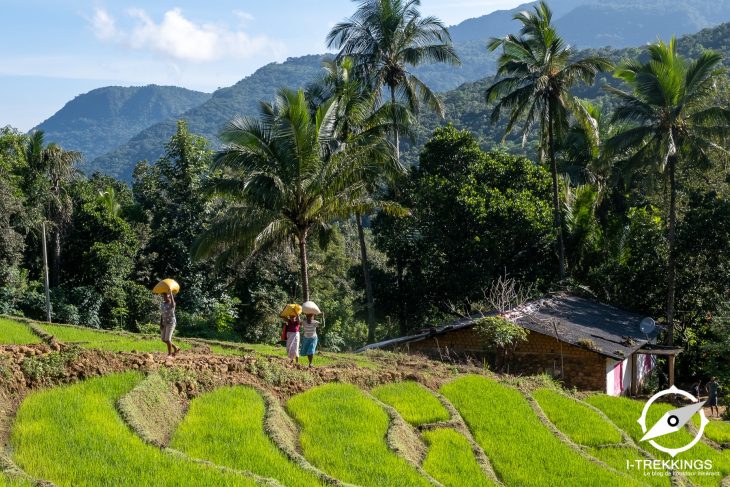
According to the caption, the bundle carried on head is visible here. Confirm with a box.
[152,278,180,295]
[280,303,303,318]
[301,301,321,315]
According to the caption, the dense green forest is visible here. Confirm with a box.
[2,0,730,390]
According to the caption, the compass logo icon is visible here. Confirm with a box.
[638,385,709,457]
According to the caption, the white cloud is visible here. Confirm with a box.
[233,10,255,23]
[90,8,118,41]
[89,7,283,63]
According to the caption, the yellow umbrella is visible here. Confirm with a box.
[152,278,180,295]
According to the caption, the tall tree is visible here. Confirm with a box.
[193,88,396,302]
[604,38,730,345]
[132,120,214,312]
[24,131,81,287]
[326,0,460,161]
[307,58,407,342]
[485,1,611,279]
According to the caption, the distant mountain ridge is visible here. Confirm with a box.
[90,55,327,181]
[42,0,730,181]
[34,85,211,163]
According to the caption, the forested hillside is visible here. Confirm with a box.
[88,55,327,181]
[34,85,211,163]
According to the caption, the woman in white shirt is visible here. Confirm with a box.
[300,301,322,367]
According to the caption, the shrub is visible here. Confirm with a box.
[474,315,529,372]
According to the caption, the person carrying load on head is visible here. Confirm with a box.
[280,304,302,363]
[300,300,322,368]
[153,279,181,357]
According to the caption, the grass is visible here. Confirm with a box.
[421,428,494,487]
[533,388,623,446]
[0,474,33,487]
[10,372,254,486]
[39,323,191,353]
[586,394,730,487]
[171,386,324,487]
[441,375,642,487]
[0,318,41,345]
[118,373,184,446]
[287,383,431,487]
[372,381,450,426]
[40,323,126,342]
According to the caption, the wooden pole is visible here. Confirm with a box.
[668,355,675,387]
[630,353,638,396]
[41,222,51,323]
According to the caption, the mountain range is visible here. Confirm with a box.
[31,0,730,181]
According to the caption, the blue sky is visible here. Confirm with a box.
[0,0,523,131]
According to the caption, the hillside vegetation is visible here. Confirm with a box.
[34,85,211,163]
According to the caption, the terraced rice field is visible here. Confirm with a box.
[441,375,643,487]
[287,383,432,487]
[3,316,728,487]
[170,386,324,487]
[533,389,670,486]
[587,394,730,487]
[10,372,254,486]
[0,319,40,345]
[372,381,450,426]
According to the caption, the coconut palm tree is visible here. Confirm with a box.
[193,88,397,302]
[485,1,612,279]
[24,131,81,287]
[326,0,460,161]
[604,38,730,345]
[308,57,409,342]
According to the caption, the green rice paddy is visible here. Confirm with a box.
[441,375,642,487]
[534,389,669,486]
[372,381,450,426]
[170,386,324,487]
[287,383,431,487]
[0,319,40,345]
[422,428,494,487]
[586,394,730,486]
[693,416,730,444]
[533,388,623,446]
[10,372,254,486]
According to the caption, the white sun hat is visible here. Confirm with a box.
[301,300,322,315]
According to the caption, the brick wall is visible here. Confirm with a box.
[392,327,606,391]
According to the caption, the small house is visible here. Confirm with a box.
[358,294,682,395]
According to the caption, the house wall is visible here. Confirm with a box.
[605,353,654,396]
[396,327,606,391]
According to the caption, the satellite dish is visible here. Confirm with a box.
[640,317,656,335]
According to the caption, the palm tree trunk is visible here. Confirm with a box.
[51,227,61,288]
[390,86,400,162]
[666,156,677,346]
[298,230,310,302]
[357,213,377,343]
[547,115,566,280]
